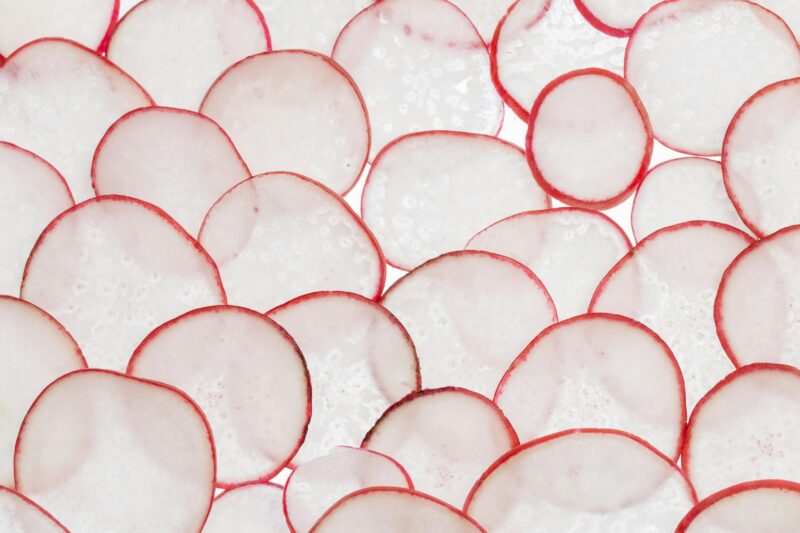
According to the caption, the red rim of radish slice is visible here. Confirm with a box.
[0,485,69,532]
[97,0,120,54]
[0,141,74,204]
[573,0,637,38]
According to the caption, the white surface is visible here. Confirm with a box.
[203,482,287,533]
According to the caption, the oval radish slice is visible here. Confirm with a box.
[199,50,369,195]
[203,482,286,533]
[14,369,216,533]
[21,196,226,371]
[0,486,67,533]
[573,0,661,37]
[361,132,549,271]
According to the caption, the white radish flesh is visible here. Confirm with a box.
[756,0,800,39]
[573,0,661,36]
[0,486,67,533]
[448,0,512,43]
[203,482,287,533]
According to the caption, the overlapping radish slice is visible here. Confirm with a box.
[448,0,512,43]
[573,0,661,37]
[14,369,216,533]
[199,50,369,195]
[332,0,503,159]
[625,0,800,156]
[128,305,310,487]
[381,251,556,397]
[21,196,225,371]
[757,1,800,39]
[0,38,152,202]
[203,482,286,533]
[0,486,67,533]
[267,292,419,463]
[361,132,549,271]
[466,208,631,319]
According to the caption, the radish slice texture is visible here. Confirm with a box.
[0,486,67,533]
[625,0,800,156]
[756,1,800,39]
[267,292,419,463]
[574,0,661,37]
[361,132,549,271]
[199,50,369,195]
[21,196,226,371]
[203,482,286,533]
[14,370,216,533]
[128,305,310,487]
[448,0,512,43]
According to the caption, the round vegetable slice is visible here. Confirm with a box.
[0,486,67,533]
[203,482,286,533]
[757,1,800,39]
[449,0,512,43]
[574,0,661,37]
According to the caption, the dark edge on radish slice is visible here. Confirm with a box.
[97,0,121,55]
[215,480,283,503]
[0,485,70,532]
[0,141,76,205]
[573,0,632,38]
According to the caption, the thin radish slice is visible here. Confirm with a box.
[466,208,631,319]
[128,305,310,487]
[683,363,800,498]
[0,486,67,533]
[574,0,661,37]
[625,0,800,156]
[590,221,754,409]
[203,482,286,533]
[14,369,216,533]
[199,173,384,312]
[332,0,503,159]
[267,292,419,463]
[464,429,697,532]
[381,251,556,397]
[199,50,369,195]
[448,0,513,43]
[0,38,152,202]
[107,0,269,109]
[21,196,226,371]
[756,1,800,39]
[361,132,549,271]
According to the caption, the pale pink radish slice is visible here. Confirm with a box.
[756,1,800,39]
[332,0,503,159]
[0,486,67,533]
[574,0,661,37]
[467,208,630,319]
[267,292,419,463]
[0,39,152,202]
[199,50,369,195]
[14,369,216,533]
[625,0,800,156]
[448,0,513,43]
[21,196,226,371]
[203,482,287,533]
[199,173,384,312]
[361,132,549,271]
[381,251,556,397]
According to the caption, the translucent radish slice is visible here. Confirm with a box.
[361,132,549,271]
[203,482,286,533]
[0,486,67,533]
[128,305,310,487]
[756,1,800,39]
[625,0,800,156]
[466,208,631,319]
[464,429,697,532]
[199,50,369,195]
[0,39,152,202]
[573,0,661,37]
[107,0,269,109]
[14,370,216,533]
[683,364,800,498]
[590,221,753,409]
[381,251,556,397]
[449,0,512,43]
[332,0,503,159]
[267,292,419,463]
[21,196,226,371]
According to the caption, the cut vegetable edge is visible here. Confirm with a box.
[0,485,69,532]
[0,141,75,205]
[573,0,633,38]
[97,0,121,54]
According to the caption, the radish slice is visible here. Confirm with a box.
[21,196,226,371]
[267,292,419,463]
[573,0,661,37]
[381,251,556,397]
[526,68,653,209]
[590,221,753,409]
[361,132,549,271]
[683,363,800,498]
[757,1,800,39]
[464,429,697,532]
[199,50,369,195]
[332,0,503,159]
[14,369,216,533]
[203,482,286,533]
[128,305,310,487]
[284,447,413,533]
[625,0,800,156]
[361,387,519,506]
[466,208,631,319]
[0,39,152,202]
[0,486,67,533]
[449,0,512,43]
[495,314,686,460]
[107,0,269,109]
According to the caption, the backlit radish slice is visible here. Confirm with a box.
[449,0,512,43]
[361,132,549,271]
[625,0,800,156]
[573,0,661,37]
[199,50,369,195]
[757,1,800,39]
[21,196,226,371]
[0,486,67,533]
[203,482,286,533]
[15,370,216,533]
[381,251,556,397]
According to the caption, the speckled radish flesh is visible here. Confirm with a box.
[362,132,549,271]
[199,50,369,195]
[574,0,661,36]
[466,208,630,319]
[332,0,503,159]
[267,292,419,463]
[448,0,511,42]
[14,370,215,533]
[0,39,152,202]
[203,482,286,533]
[0,486,67,533]
[625,0,800,156]
[21,196,225,371]
[107,0,269,109]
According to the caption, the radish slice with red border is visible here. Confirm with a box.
[448,0,513,43]
[757,1,800,39]
[573,0,661,37]
[14,369,216,533]
[203,482,286,533]
[0,486,67,533]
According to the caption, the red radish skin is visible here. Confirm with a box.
[0,486,68,532]
[756,1,800,39]
[573,0,661,37]
[203,482,287,533]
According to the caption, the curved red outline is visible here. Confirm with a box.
[97,0,120,54]
[574,0,636,38]
[0,485,70,532]
[0,141,76,206]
